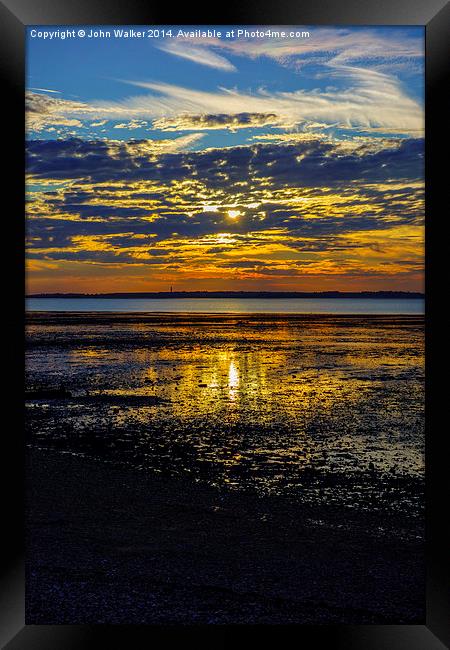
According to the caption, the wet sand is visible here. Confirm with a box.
[27,447,424,624]
[26,312,425,623]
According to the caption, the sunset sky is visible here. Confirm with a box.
[26,26,424,293]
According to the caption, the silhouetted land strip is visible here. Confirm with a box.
[27,290,424,299]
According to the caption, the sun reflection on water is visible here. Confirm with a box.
[228,358,239,401]
[26,315,425,505]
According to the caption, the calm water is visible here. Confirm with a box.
[26,297,424,314]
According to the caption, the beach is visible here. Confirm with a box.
[26,312,425,623]
[26,447,424,624]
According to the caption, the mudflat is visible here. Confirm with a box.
[26,313,424,623]
[27,447,424,624]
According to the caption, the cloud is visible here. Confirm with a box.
[26,91,148,133]
[26,134,205,182]
[152,112,282,132]
[113,120,149,129]
[119,76,423,135]
[26,136,424,187]
[136,29,423,137]
[157,40,236,71]
[25,28,425,290]
[26,136,424,286]
[26,47,423,137]
[165,27,423,71]
[29,87,61,94]
[250,131,330,144]
[26,91,95,131]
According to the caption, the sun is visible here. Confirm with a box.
[227,210,241,219]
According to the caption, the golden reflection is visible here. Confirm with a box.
[64,318,423,430]
[38,314,424,492]
[228,358,239,401]
[76,348,108,359]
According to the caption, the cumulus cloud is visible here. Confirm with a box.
[152,112,282,132]
[26,136,424,186]
[26,135,424,288]
[26,134,205,183]
[113,120,149,129]
[26,91,98,131]
[26,91,150,133]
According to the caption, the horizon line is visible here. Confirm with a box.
[27,290,425,299]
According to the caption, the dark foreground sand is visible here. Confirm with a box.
[26,447,424,624]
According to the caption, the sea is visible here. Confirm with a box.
[26,297,424,314]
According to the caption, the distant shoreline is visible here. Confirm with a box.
[27,291,424,300]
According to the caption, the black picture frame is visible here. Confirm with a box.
[1,0,448,647]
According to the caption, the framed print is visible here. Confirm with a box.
[1,0,449,647]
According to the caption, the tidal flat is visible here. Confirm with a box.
[26,312,425,623]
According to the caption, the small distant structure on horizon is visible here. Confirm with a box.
[170,285,173,293]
